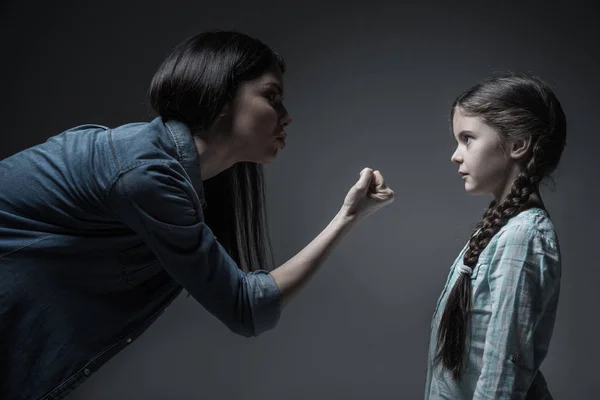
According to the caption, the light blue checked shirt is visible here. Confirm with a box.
[425,208,561,399]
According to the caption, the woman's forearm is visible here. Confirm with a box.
[270,210,358,306]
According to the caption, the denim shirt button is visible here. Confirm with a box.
[83,368,91,376]
[126,338,132,344]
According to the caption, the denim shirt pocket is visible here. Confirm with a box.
[118,242,164,289]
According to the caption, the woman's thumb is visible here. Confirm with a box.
[355,167,373,190]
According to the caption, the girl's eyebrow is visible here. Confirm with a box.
[453,130,475,141]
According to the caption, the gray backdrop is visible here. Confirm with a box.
[1,0,598,399]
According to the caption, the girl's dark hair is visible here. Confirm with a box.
[149,30,286,272]
[434,73,567,379]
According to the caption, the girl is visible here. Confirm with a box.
[425,73,566,399]
[0,31,395,400]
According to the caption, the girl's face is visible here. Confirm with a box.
[451,107,520,200]
[220,66,292,164]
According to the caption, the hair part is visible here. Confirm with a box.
[434,72,567,379]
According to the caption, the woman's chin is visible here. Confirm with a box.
[256,151,279,165]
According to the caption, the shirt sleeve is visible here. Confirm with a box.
[473,223,560,399]
[107,160,282,337]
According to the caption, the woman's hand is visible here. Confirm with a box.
[339,167,395,221]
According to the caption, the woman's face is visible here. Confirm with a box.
[223,66,292,164]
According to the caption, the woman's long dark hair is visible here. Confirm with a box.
[434,73,567,379]
[149,30,286,272]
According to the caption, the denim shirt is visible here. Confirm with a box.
[424,208,561,400]
[0,117,282,400]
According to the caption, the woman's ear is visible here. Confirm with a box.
[217,103,230,119]
[209,102,234,135]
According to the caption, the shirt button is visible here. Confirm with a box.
[126,338,132,344]
[83,368,91,376]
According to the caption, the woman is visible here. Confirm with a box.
[0,30,395,400]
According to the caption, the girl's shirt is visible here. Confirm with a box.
[425,208,561,399]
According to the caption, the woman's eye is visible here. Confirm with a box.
[267,92,282,103]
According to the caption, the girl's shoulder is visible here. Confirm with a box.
[482,207,560,260]
[504,207,557,239]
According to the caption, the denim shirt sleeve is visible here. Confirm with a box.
[108,161,282,337]
[473,224,560,399]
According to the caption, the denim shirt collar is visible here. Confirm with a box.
[162,118,207,209]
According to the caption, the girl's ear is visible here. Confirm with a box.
[509,137,533,160]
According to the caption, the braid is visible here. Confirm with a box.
[435,141,543,379]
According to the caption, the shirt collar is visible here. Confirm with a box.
[161,117,207,209]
